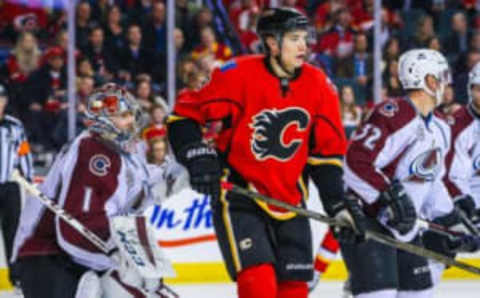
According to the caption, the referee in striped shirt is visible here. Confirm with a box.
[0,84,33,286]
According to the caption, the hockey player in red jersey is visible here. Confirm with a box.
[12,84,180,298]
[342,49,480,298]
[167,7,366,298]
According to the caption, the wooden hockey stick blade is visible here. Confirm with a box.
[221,181,480,276]
[11,170,111,254]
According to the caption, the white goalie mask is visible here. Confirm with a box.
[398,49,451,105]
[84,83,147,149]
[468,61,480,103]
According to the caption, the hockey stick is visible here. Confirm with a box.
[220,182,480,276]
[12,170,180,297]
[455,207,480,236]
[11,170,111,254]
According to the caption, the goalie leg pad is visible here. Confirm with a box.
[277,281,307,298]
[237,264,277,298]
[75,271,102,298]
[101,269,146,298]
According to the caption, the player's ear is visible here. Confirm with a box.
[425,74,438,91]
[265,36,279,56]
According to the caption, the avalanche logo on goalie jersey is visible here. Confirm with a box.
[249,107,309,161]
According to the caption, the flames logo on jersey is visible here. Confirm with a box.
[407,148,442,182]
[249,107,309,161]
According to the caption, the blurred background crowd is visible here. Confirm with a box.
[0,0,477,169]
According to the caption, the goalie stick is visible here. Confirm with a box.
[220,181,480,276]
[12,170,179,298]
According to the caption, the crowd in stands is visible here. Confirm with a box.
[0,0,478,163]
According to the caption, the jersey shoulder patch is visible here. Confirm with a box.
[368,98,416,132]
[220,60,237,72]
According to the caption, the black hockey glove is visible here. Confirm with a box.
[422,210,480,257]
[330,195,368,244]
[454,195,477,219]
[376,181,416,235]
[178,142,222,202]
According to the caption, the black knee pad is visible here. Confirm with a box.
[340,220,398,295]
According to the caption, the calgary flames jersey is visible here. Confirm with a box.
[171,55,346,218]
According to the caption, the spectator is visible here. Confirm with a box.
[2,32,42,88]
[229,0,259,34]
[23,46,67,149]
[129,0,154,24]
[117,24,154,84]
[315,8,355,59]
[91,0,111,23]
[437,85,462,116]
[470,31,480,53]
[190,7,214,49]
[0,32,41,116]
[383,59,403,98]
[174,28,188,62]
[75,1,97,50]
[142,1,167,54]
[192,26,233,64]
[103,5,126,53]
[52,76,93,148]
[150,103,167,126]
[239,14,261,53]
[177,57,199,89]
[2,32,41,85]
[336,32,372,89]
[82,26,117,77]
[444,12,470,57]
[281,0,307,14]
[427,36,442,52]
[382,36,400,73]
[339,85,362,138]
[313,0,347,32]
[146,137,169,166]
[0,0,48,42]
[135,79,155,110]
[409,14,435,49]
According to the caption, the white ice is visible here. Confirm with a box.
[3,281,476,298]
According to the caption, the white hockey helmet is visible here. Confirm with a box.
[468,61,480,103]
[84,83,147,148]
[398,49,451,104]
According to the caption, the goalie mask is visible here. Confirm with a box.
[85,83,146,149]
[398,49,451,105]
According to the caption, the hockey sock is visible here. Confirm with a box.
[314,229,340,273]
[277,281,308,298]
[237,264,277,298]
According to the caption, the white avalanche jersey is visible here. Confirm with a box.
[442,105,480,207]
[12,132,154,271]
[344,98,454,241]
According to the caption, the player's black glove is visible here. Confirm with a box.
[454,195,477,219]
[423,229,480,257]
[376,181,416,235]
[178,142,221,202]
[330,195,368,244]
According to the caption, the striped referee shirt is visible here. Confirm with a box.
[0,115,33,183]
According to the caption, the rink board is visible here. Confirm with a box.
[0,185,479,290]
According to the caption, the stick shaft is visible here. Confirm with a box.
[221,182,480,275]
[12,170,110,253]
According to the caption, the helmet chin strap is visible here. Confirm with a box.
[274,34,295,77]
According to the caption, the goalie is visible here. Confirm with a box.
[11,84,185,298]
